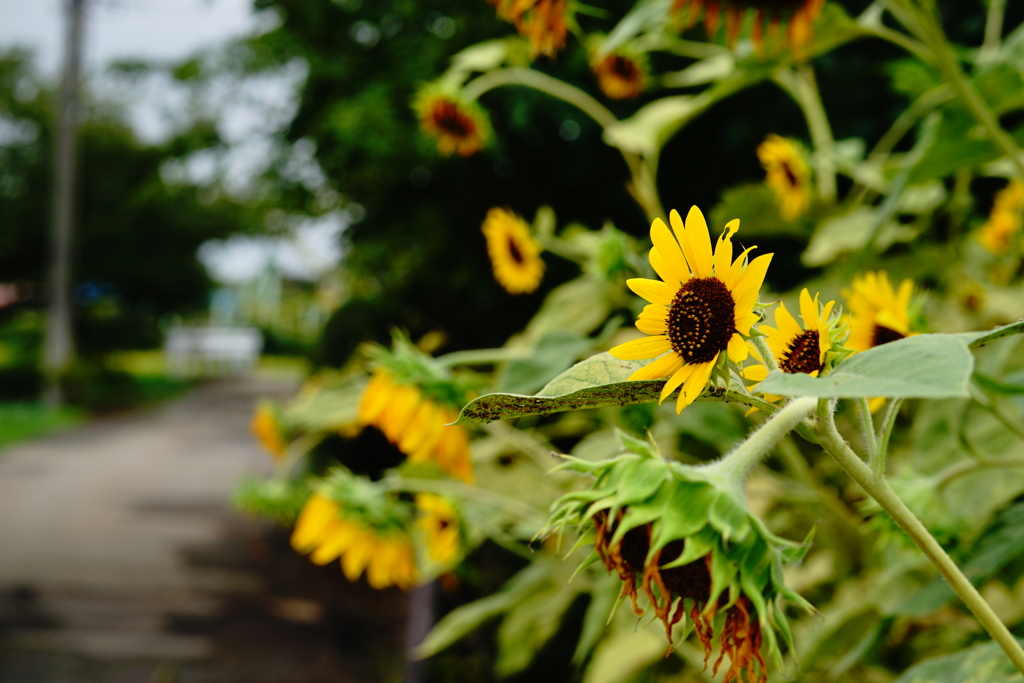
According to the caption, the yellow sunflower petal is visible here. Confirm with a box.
[724,246,757,291]
[660,363,695,402]
[342,527,375,582]
[774,301,802,340]
[628,352,684,380]
[798,289,818,330]
[818,300,835,360]
[676,359,715,413]
[310,520,358,565]
[627,278,676,305]
[713,220,739,279]
[611,335,672,360]
[743,364,770,381]
[636,316,667,336]
[684,206,714,279]
[727,333,748,363]
[732,253,773,316]
[649,247,679,289]
[650,218,690,285]
[291,495,338,552]
[735,311,760,336]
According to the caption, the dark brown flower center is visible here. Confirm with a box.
[779,329,821,374]
[507,236,525,264]
[872,324,905,347]
[667,278,736,365]
[781,161,799,188]
[619,530,711,602]
[610,55,638,81]
[431,100,473,138]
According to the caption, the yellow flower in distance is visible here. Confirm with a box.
[610,206,773,414]
[291,493,419,590]
[415,494,461,565]
[491,0,569,59]
[592,51,648,100]
[358,369,474,483]
[978,180,1024,255]
[250,403,287,461]
[843,271,914,353]
[671,0,824,54]
[758,134,811,221]
[482,208,545,295]
[415,90,490,157]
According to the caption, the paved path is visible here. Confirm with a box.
[0,378,408,683]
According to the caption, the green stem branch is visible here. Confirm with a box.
[857,398,879,468]
[772,66,837,202]
[816,412,1024,675]
[875,397,903,476]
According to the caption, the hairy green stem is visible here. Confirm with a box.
[752,335,779,373]
[857,398,879,467]
[875,397,903,475]
[816,412,1024,674]
[702,397,818,496]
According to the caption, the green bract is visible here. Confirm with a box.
[543,433,814,682]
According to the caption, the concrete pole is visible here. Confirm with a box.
[43,0,85,407]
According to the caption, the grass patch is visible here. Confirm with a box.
[0,403,85,450]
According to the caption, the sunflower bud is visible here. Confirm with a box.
[545,433,813,682]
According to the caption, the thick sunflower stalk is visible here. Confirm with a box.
[544,433,814,682]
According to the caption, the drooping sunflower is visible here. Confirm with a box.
[292,492,419,590]
[757,134,811,221]
[359,368,474,483]
[590,45,648,100]
[978,179,1024,255]
[843,271,915,354]
[481,208,546,295]
[545,436,814,682]
[250,403,287,461]
[489,0,569,59]
[671,0,825,54]
[415,493,461,565]
[414,88,490,157]
[609,206,772,414]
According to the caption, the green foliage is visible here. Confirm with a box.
[893,640,1024,683]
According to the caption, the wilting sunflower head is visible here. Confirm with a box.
[415,493,462,566]
[481,208,546,295]
[250,402,288,461]
[544,432,814,680]
[757,134,811,221]
[842,271,917,354]
[492,0,569,59]
[589,37,648,100]
[291,471,419,590]
[744,288,850,396]
[358,335,475,482]
[414,87,490,157]
[609,206,772,414]
[671,0,825,53]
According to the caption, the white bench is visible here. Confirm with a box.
[164,326,263,378]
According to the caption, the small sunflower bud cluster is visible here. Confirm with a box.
[543,433,814,683]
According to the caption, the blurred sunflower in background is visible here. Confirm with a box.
[489,0,569,58]
[978,179,1024,255]
[414,89,490,157]
[844,271,915,353]
[589,41,648,99]
[292,492,419,590]
[481,208,546,295]
[250,403,287,461]
[610,206,772,413]
[671,0,825,52]
[415,494,461,565]
[757,134,811,221]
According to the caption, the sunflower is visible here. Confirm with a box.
[490,0,569,59]
[482,208,546,295]
[758,134,811,221]
[671,0,825,54]
[609,206,772,414]
[291,493,419,590]
[414,89,490,157]
[843,271,915,353]
[250,403,287,461]
[591,48,648,100]
[978,180,1024,255]
[359,369,474,483]
[745,288,836,386]
[415,494,461,565]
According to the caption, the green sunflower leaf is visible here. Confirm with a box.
[892,640,1024,683]
[453,352,757,424]
[953,320,1024,349]
[755,334,974,399]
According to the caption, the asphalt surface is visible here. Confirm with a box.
[0,377,409,683]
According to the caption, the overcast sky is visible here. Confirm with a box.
[0,0,263,77]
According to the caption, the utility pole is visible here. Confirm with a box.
[43,0,85,407]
